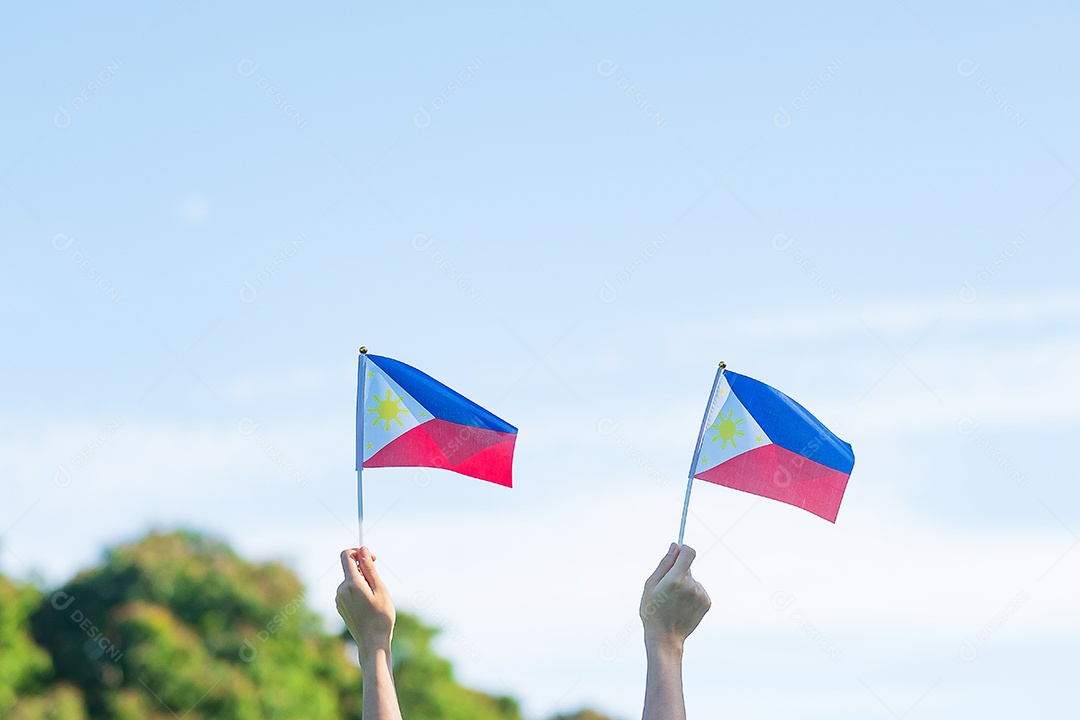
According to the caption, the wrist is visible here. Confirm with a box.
[360,628,393,649]
[644,631,685,657]
[359,637,393,663]
[352,623,392,654]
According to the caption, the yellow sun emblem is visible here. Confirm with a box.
[368,390,409,430]
[709,409,745,450]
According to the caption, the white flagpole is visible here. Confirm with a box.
[678,361,726,545]
[357,347,368,548]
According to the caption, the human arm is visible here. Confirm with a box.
[336,547,402,720]
[640,543,711,720]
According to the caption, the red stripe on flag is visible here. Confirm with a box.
[451,435,515,488]
[364,420,516,487]
[694,444,849,522]
[420,419,512,467]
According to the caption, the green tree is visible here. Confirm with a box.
[14,529,616,720]
[389,613,520,720]
[31,531,362,720]
[0,573,86,720]
[551,711,622,720]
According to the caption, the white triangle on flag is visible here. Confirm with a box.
[361,362,435,462]
[694,373,773,475]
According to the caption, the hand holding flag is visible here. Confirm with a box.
[640,543,711,720]
[336,547,394,656]
[640,543,712,648]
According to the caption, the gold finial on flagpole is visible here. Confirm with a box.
[359,346,368,355]
[718,360,727,369]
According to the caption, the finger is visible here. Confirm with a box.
[339,549,367,589]
[645,543,679,589]
[357,546,385,593]
[339,549,359,579]
[665,544,697,581]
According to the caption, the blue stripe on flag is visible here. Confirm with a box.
[368,355,517,434]
[726,370,854,474]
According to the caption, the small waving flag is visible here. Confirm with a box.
[356,351,517,487]
[681,363,854,533]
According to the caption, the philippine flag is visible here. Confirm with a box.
[356,353,517,488]
[689,368,854,522]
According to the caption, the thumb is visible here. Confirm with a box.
[645,543,679,589]
[665,544,697,581]
[340,549,364,586]
[357,546,385,593]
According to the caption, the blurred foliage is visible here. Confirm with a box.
[551,711,621,720]
[0,573,86,719]
[0,530,615,720]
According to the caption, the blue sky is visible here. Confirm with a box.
[2,2,1077,718]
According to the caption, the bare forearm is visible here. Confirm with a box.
[642,639,686,720]
[361,645,403,720]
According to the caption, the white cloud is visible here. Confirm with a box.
[181,196,210,222]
